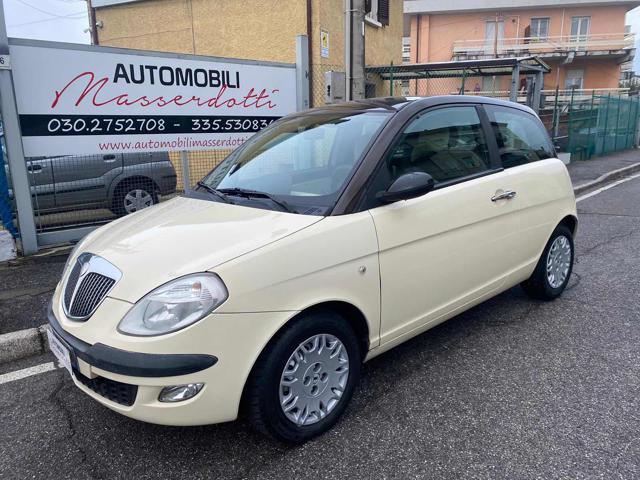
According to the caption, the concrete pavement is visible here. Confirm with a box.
[0,170,639,478]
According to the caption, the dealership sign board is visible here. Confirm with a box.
[9,42,298,156]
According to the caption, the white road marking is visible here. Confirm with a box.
[0,362,60,385]
[576,172,640,202]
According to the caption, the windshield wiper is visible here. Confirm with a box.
[196,181,232,204]
[217,187,297,214]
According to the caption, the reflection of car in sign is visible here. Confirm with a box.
[48,96,577,443]
[4,151,177,216]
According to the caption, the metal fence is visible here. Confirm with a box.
[0,33,307,253]
[561,92,640,161]
[12,150,233,235]
[3,53,638,249]
[367,63,640,161]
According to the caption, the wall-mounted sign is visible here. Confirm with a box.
[320,30,330,58]
[0,55,11,70]
[9,41,297,156]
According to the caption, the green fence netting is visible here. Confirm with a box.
[565,93,640,161]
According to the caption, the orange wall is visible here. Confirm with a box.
[413,5,630,62]
[410,5,631,89]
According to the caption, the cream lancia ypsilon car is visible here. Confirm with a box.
[48,96,577,443]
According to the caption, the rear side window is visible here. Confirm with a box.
[383,106,491,185]
[485,105,555,168]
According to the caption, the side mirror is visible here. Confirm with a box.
[376,172,435,204]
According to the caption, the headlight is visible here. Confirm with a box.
[117,273,228,336]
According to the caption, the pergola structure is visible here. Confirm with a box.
[366,56,551,111]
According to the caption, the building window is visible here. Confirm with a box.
[565,69,584,90]
[570,16,590,40]
[530,18,550,39]
[365,0,389,26]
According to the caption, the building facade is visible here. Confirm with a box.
[404,0,638,93]
[91,0,404,106]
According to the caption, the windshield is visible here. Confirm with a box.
[200,110,390,214]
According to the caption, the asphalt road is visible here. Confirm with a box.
[1,176,639,480]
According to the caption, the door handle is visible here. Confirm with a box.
[103,154,117,162]
[491,190,517,202]
[27,164,43,173]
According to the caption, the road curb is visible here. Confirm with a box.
[573,162,640,197]
[0,324,49,364]
[1,161,640,366]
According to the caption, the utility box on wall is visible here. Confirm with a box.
[324,71,346,104]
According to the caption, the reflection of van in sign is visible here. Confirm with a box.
[4,151,177,216]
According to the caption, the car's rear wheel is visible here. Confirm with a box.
[244,310,361,443]
[521,224,574,300]
[112,180,157,216]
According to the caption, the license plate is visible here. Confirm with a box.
[47,327,73,375]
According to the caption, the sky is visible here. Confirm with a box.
[4,0,90,44]
[3,0,640,69]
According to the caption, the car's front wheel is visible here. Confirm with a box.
[522,224,574,300]
[244,310,361,443]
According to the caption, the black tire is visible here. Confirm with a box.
[111,180,157,217]
[521,224,574,300]
[244,310,361,443]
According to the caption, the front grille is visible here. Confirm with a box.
[68,273,115,318]
[74,368,138,407]
[64,261,82,310]
[63,253,121,321]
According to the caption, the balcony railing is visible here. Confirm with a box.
[453,32,635,57]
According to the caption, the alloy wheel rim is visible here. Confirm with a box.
[124,189,153,213]
[279,334,350,426]
[546,235,571,289]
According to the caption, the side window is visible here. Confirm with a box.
[382,106,491,187]
[485,105,555,168]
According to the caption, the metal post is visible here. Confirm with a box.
[568,87,575,154]
[552,85,560,139]
[509,64,520,102]
[0,3,37,254]
[180,151,191,192]
[625,95,634,148]
[460,68,466,95]
[635,97,640,147]
[295,35,310,111]
[532,71,543,113]
[614,94,621,152]
[389,61,394,96]
[601,93,611,156]
[585,89,595,159]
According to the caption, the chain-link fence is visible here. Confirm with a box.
[367,63,640,162]
[5,61,639,237]
[11,149,239,234]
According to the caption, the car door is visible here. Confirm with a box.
[483,104,563,270]
[52,153,124,209]
[26,157,56,211]
[366,104,524,347]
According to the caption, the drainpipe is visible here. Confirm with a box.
[345,0,352,100]
[87,0,99,45]
[307,0,313,105]
[351,0,365,99]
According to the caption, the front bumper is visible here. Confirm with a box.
[47,298,296,426]
[48,307,218,378]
